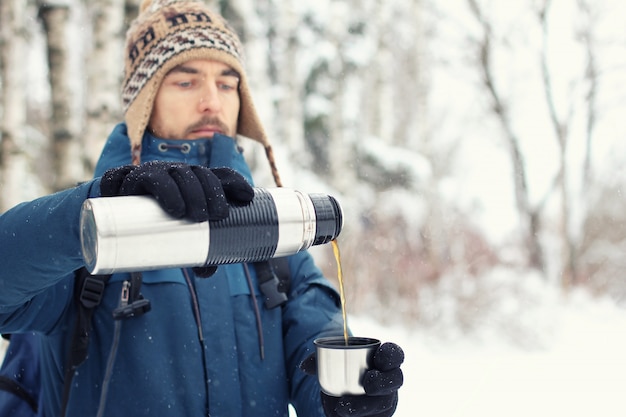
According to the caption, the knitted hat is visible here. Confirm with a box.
[122,0,282,185]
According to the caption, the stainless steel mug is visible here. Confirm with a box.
[314,336,381,396]
[80,187,343,274]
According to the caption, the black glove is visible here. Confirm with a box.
[100,162,255,278]
[300,342,404,417]
[100,161,254,222]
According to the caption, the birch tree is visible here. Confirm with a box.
[38,0,85,190]
[365,0,395,146]
[324,0,362,191]
[266,0,305,160]
[0,0,34,210]
[82,0,125,168]
[213,0,278,187]
[392,0,426,149]
[536,0,602,289]
[467,0,545,272]
[537,0,577,286]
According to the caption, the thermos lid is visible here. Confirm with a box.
[310,194,343,245]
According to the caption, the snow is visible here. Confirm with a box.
[349,292,626,417]
[289,279,626,417]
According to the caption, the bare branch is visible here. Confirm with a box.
[467,0,544,271]
[577,0,598,189]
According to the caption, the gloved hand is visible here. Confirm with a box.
[300,342,404,417]
[100,161,255,277]
[100,161,254,222]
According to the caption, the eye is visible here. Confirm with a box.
[218,77,239,92]
[164,73,197,89]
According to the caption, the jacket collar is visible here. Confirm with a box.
[94,123,255,185]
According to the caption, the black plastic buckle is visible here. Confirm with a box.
[260,275,288,309]
[79,277,107,309]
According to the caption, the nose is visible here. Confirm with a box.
[198,82,222,113]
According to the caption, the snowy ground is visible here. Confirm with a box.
[2,288,626,417]
[349,294,626,417]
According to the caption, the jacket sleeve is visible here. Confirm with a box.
[282,251,346,417]
[0,179,100,325]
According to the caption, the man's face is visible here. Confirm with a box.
[149,59,240,140]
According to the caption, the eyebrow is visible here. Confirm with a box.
[167,65,240,79]
[222,68,241,79]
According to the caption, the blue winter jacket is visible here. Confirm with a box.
[0,123,345,417]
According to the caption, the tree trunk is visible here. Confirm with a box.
[367,1,394,146]
[83,0,125,169]
[394,0,426,149]
[468,0,545,272]
[221,0,280,186]
[0,0,34,210]
[39,1,84,191]
[538,1,578,288]
[575,0,599,287]
[270,0,306,160]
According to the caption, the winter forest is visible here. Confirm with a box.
[1,0,626,414]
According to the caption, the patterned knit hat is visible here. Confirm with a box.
[123,0,282,185]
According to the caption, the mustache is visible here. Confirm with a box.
[185,117,229,136]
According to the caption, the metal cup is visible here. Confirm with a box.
[314,336,381,396]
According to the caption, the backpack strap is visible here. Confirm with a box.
[254,257,291,309]
[60,268,111,417]
[57,260,287,414]
[0,375,38,414]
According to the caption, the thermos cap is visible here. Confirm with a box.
[310,194,343,245]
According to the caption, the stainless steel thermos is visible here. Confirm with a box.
[80,187,343,274]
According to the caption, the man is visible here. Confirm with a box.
[0,1,403,416]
